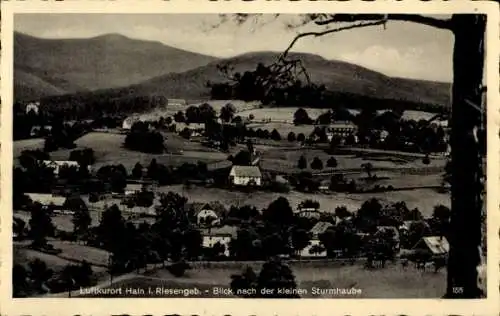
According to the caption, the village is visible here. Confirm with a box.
[13,94,457,298]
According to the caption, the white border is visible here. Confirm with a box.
[1,1,499,315]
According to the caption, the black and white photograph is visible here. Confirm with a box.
[4,5,497,306]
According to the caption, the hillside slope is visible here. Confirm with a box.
[128,52,451,107]
[14,32,218,100]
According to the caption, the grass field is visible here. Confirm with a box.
[13,244,108,274]
[259,147,446,174]
[43,132,228,172]
[157,185,449,217]
[13,138,45,157]
[85,263,445,298]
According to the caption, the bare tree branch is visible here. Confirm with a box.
[280,20,387,60]
[315,14,452,30]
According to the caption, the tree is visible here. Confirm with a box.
[13,264,29,297]
[28,258,53,291]
[310,157,323,170]
[132,162,143,179]
[291,228,311,254]
[28,203,55,248]
[361,162,374,179]
[72,207,92,237]
[230,266,258,297]
[257,259,300,298]
[334,206,351,220]
[271,129,281,141]
[297,133,306,142]
[232,150,252,166]
[263,197,294,227]
[287,132,296,142]
[216,13,487,297]
[293,108,312,125]
[174,111,185,123]
[297,155,307,170]
[422,154,431,165]
[220,103,236,122]
[327,156,338,168]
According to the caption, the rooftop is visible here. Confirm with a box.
[230,165,262,178]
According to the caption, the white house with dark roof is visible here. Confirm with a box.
[299,221,333,257]
[201,225,238,257]
[41,160,81,176]
[412,236,450,256]
[229,165,262,186]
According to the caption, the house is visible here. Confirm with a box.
[299,221,333,257]
[412,236,450,257]
[25,101,41,114]
[229,165,262,186]
[124,183,143,196]
[30,125,52,137]
[175,123,205,136]
[187,201,226,227]
[122,116,141,130]
[41,160,81,176]
[201,225,238,257]
[326,121,358,138]
[295,207,321,219]
[167,99,187,107]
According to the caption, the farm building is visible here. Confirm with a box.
[412,236,450,256]
[299,221,333,257]
[30,125,52,137]
[124,183,143,196]
[201,225,237,257]
[167,99,187,107]
[41,160,81,176]
[175,123,205,136]
[122,117,141,130]
[326,121,358,138]
[187,202,226,227]
[295,207,322,219]
[229,165,262,186]
[25,101,41,114]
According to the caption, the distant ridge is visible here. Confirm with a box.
[14,31,219,100]
[124,51,451,107]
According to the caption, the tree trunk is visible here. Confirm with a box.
[447,14,486,298]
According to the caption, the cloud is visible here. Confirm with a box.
[340,45,450,81]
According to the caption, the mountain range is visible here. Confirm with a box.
[14,32,451,107]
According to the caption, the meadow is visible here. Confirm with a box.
[42,131,229,172]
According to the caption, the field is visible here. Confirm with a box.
[14,244,108,274]
[158,185,449,217]
[82,263,445,298]
[258,147,446,174]
[13,138,45,157]
[28,131,230,172]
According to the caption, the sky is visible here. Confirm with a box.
[14,14,454,82]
